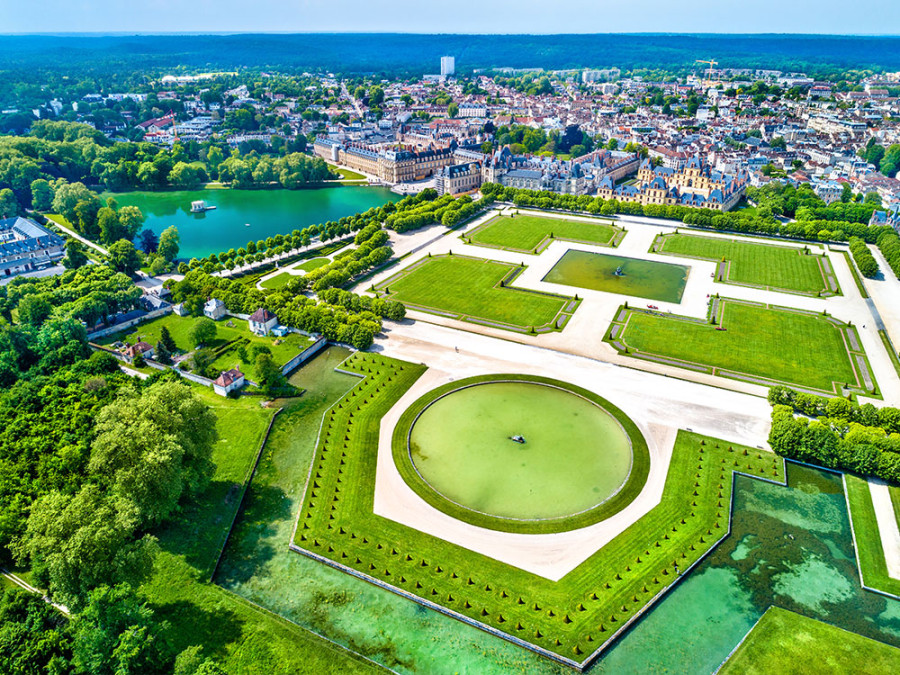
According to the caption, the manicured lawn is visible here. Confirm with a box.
[845,476,900,597]
[293,257,330,273]
[655,233,834,295]
[468,214,619,253]
[291,351,785,665]
[376,255,573,331]
[335,167,367,180]
[260,258,329,289]
[614,300,864,393]
[719,607,900,674]
[139,376,383,674]
[99,313,314,382]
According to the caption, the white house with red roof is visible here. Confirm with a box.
[213,368,245,397]
[123,341,154,363]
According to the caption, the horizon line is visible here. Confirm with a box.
[1,30,899,38]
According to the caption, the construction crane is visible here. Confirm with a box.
[695,59,718,88]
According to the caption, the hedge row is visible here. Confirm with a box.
[849,237,879,277]
[878,230,900,280]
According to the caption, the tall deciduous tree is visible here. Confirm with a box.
[71,584,166,675]
[62,239,88,269]
[29,178,53,211]
[190,317,217,347]
[0,189,17,219]
[117,206,145,241]
[21,487,159,609]
[107,240,141,275]
[88,380,218,527]
[158,226,180,262]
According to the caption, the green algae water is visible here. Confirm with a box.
[408,382,632,520]
[543,249,690,303]
[109,187,398,260]
[595,464,900,673]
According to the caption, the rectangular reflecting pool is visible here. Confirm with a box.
[543,250,690,303]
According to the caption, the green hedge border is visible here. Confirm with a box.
[391,374,650,534]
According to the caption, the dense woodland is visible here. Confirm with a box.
[0,121,333,218]
[0,34,899,80]
[0,286,225,671]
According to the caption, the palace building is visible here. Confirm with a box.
[597,156,749,211]
[313,137,456,183]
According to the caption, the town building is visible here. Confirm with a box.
[0,217,65,278]
[483,147,640,196]
[123,341,154,363]
[440,56,456,77]
[313,137,456,183]
[814,180,845,204]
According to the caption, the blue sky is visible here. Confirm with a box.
[1,0,898,35]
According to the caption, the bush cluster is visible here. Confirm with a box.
[169,270,401,350]
[303,225,392,292]
[385,190,495,232]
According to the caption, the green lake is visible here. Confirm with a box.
[109,187,399,260]
[544,249,690,303]
[408,382,633,520]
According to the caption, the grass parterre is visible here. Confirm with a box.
[607,299,872,395]
[466,213,622,254]
[375,254,578,333]
[652,232,839,296]
[290,352,785,668]
[718,607,900,674]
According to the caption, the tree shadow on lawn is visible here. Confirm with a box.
[148,598,244,662]
[154,479,247,576]
[213,483,294,587]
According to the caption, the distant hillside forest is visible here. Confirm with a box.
[1,33,900,76]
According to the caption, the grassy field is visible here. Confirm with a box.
[467,214,619,253]
[654,233,834,295]
[845,476,900,597]
[376,255,575,331]
[291,351,784,666]
[719,607,900,674]
[612,300,865,394]
[139,379,382,674]
[99,313,313,382]
[215,348,565,673]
